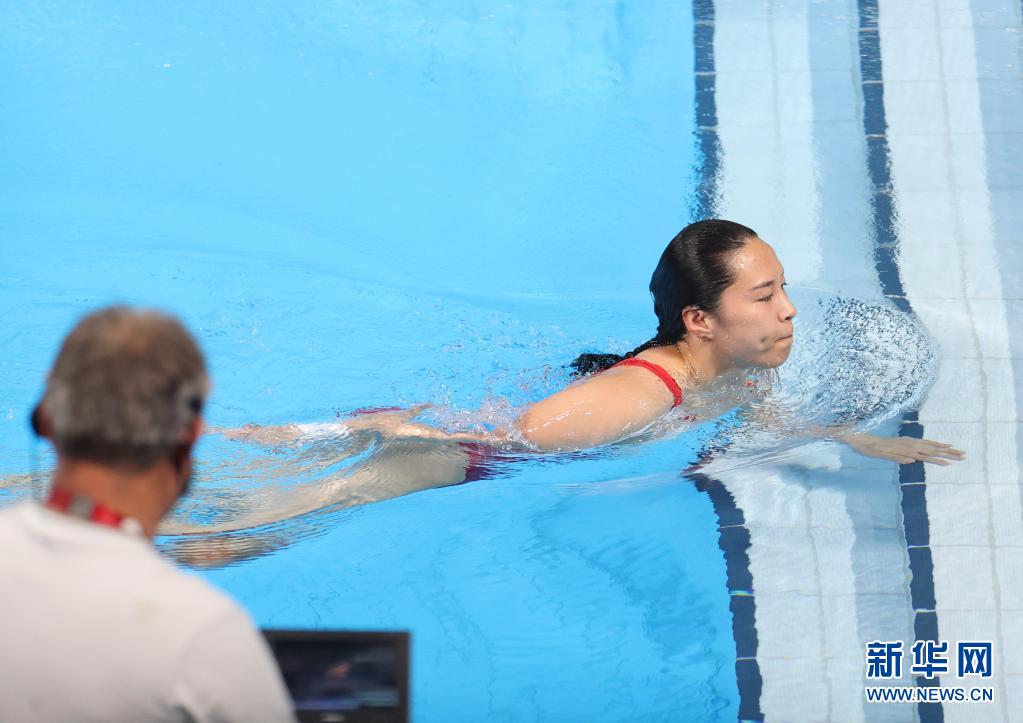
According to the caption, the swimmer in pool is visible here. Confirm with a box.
[153,219,964,556]
[0,220,963,566]
[229,219,963,460]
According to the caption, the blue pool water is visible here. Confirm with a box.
[2,2,745,720]
[6,1,1023,721]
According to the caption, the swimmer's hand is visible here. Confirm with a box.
[838,432,966,465]
[212,424,304,446]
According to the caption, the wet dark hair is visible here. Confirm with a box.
[569,219,758,376]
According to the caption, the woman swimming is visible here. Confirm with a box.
[164,219,963,547]
[245,220,960,458]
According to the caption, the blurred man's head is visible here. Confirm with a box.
[36,306,208,485]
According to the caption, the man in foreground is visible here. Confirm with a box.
[0,306,295,722]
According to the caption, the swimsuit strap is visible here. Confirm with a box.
[612,358,683,408]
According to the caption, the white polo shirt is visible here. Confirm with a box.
[0,501,296,722]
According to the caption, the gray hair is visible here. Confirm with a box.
[40,306,209,469]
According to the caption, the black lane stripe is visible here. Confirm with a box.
[857,2,943,720]
[689,6,763,718]
[692,0,721,221]
[691,470,764,722]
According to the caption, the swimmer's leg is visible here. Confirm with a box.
[158,440,476,568]
[158,436,474,537]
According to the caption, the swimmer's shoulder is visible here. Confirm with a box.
[632,345,682,370]
[572,346,683,406]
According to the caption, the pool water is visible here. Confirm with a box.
[4,1,1023,721]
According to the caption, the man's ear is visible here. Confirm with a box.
[180,416,203,454]
[31,405,51,439]
[169,416,203,490]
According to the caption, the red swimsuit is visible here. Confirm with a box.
[609,358,684,407]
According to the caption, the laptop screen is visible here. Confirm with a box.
[263,629,410,723]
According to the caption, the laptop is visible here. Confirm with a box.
[263,629,410,723]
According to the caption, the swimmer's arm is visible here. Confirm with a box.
[829,429,965,465]
[208,406,451,446]
[379,368,675,451]
[746,404,966,466]
[797,419,965,465]
[0,473,33,490]
[285,370,675,451]
[740,381,965,466]
[508,367,676,452]
[207,424,306,446]
[212,367,677,453]
[211,408,498,449]
[340,405,500,443]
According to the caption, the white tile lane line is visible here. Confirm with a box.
[707,0,944,718]
[713,0,821,286]
[809,0,884,303]
[711,2,842,720]
[879,0,1020,719]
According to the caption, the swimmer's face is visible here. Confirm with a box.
[708,237,797,369]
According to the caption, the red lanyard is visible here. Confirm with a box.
[46,486,131,531]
